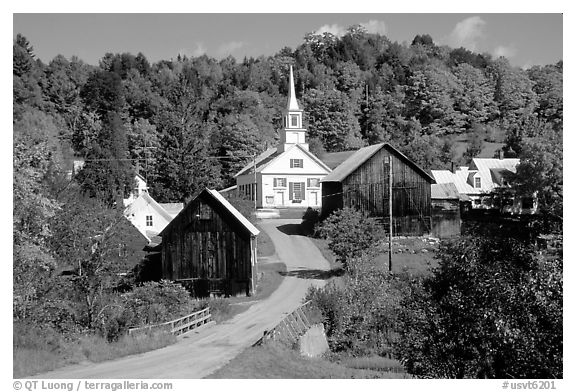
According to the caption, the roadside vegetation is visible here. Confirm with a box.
[302,206,562,379]
[207,342,410,379]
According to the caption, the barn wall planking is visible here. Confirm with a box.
[161,193,254,297]
[321,146,433,236]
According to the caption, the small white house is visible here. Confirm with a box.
[235,66,331,208]
[124,192,180,241]
[123,173,149,207]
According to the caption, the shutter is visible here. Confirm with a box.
[306,178,310,187]
[301,182,305,200]
[290,159,294,168]
[289,182,293,200]
[273,178,277,187]
[299,159,303,168]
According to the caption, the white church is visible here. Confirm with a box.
[235,66,331,208]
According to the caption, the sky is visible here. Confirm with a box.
[12,12,563,69]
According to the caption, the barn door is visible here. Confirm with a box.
[206,232,218,278]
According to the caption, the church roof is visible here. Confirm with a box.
[234,144,331,177]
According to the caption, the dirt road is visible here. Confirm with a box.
[35,219,330,379]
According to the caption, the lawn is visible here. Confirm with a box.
[206,343,410,379]
[311,235,438,276]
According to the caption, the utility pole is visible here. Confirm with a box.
[253,154,257,210]
[388,156,393,272]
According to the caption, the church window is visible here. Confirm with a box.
[291,115,298,127]
[307,178,320,188]
[274,178,287,187]
[290,159,303,168]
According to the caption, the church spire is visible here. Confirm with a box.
[279,65,308,152]
[287,65,300,111]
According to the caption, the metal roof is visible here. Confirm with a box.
[205,189,260,237]
[432,158,520,196]
[158,203,184,217]
[321,143,435,183]
[431,183,460,199]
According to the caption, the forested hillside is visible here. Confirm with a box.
[14,27,562,205]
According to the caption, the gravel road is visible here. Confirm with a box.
[34,219,330,379]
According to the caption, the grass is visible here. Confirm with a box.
[207,343,410,379]
[452,131,507,163]
[13,324,176,378]
[374,237,439,275]
[256,222,275,258]
[311,235,438,276]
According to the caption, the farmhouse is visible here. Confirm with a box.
[235,66,331,209]
[321,143,434,236]
[432,157,537,215]
[124,191,183,241]
[159,188,260,298]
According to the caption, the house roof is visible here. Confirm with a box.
[235,144,331,177]
[470,158,519,189]
[431,183,461,200]
[321,143,435,183]
[160,188,260,238]
[432,158,520,196]
[159,203,184,217]
[218,185,238,194]
[124,192,174,222]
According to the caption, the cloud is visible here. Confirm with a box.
[314,19,387,37]
[493,45,517,59]
[189,42,207,57]
[314,23,347,37]
[361,20,387,35]
[448,16,486,51]
[217,41,246,56]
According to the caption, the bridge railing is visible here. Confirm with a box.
[255,300,317,346]
[128,307,212,337]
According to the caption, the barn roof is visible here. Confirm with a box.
[205,189,260,237]
[321,143,435,183]
[158,202,184,217]
[431,183,460,199]
[160,188,260,238]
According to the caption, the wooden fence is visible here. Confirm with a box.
[254,301,316,346]
[128,307,212,337]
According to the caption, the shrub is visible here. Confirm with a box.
[317,208,384,269]
[301,207,320,236]
[396,236,563,378]
[122,280,201,328]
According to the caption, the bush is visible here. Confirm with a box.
[306,262,412,357]
[301,207,320,236]
[120,280,202,330]
[396,236,563,378]
[317,208,384,269]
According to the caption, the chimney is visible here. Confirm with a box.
[498,149,504,160]
[451,162,456,173]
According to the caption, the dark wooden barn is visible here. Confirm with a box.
[321,143,435,236]
[431,182,462,238]
[159,188,260,298]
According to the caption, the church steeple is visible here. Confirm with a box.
[279,65,308,152]
[287,65,300,111]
